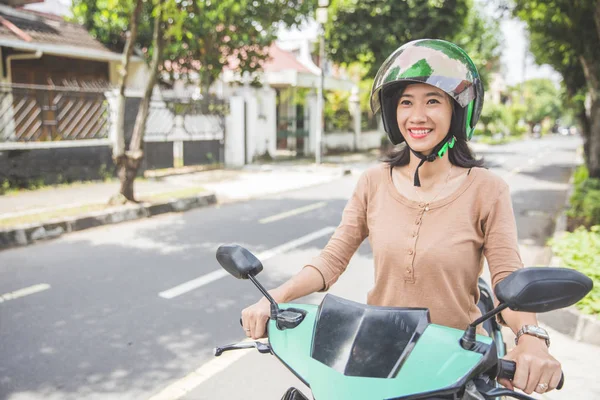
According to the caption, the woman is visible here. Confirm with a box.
[241,39,561,395]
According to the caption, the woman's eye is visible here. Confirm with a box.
[427,99,440,104]
[400,100,412,106]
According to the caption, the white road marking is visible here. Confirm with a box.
[0,284,51,303]
[158,226,336,299]
[147,339,258,400]
[259,201,327,224]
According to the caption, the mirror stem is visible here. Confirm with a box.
[248,274,280,319]
[472,302,509,327]
[460,303,509,350]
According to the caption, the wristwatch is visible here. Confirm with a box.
[515,325,551,347]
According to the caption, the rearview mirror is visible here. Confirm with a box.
[495,267,593,313]
[216,244,263,279]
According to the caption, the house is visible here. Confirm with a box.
[0,2,147,89]
[0,1,156,186]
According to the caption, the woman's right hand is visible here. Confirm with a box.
[241,297,271,339]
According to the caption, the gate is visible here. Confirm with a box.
[142,96,227,168]
[0,83,109,142]
[276,89,309,156]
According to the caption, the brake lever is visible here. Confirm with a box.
[214,341,271,357]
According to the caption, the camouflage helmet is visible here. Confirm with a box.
[370,39,484,145]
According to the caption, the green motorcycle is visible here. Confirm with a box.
[214,244,592,400]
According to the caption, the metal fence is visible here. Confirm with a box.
[145,97,227,140]
[0,83,109,142]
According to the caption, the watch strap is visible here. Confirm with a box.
[515,325,550,347]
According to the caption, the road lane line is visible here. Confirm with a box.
[0,283,51,303]
[158,226,336,299]
[259,201,327,224]
[148,339,258,400]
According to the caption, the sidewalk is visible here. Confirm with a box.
[0,152,378,250]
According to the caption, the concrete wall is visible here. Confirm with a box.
[0,144,114,186]
[323,130,382,152]
[224,87,277,167]
[108,59,150,92]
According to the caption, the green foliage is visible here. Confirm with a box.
[567,166,600,228]
[0,180,10,195]
[98,163,114,181]
[511,79,561,128]
[451,3,502,90]
[71,0,315,89]
[325,0,470,78]
[324,90,352,133]
[511,0,593,99]
[549,226,600,317]
[478,102,507,136]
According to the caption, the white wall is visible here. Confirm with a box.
[109,59,151,92]
[225,96,246,167]
[323,131,382,152]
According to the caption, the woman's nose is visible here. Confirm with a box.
[408,106,428,124]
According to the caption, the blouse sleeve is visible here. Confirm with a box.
[304,171,370,290]
[483,184,524,293]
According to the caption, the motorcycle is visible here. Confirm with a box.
[214,244,593,400]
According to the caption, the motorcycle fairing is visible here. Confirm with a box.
[269,297,494,400]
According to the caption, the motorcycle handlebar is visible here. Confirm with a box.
[497,359,564,390]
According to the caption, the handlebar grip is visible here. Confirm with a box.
[497,359,516,381]
[497,359,564,390]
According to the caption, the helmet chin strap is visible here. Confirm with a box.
[409,134,456,187]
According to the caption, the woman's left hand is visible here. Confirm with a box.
[498,335,562,395]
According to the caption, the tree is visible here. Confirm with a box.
[71,0,315,201]
[510,0,600,178]
[72,0,316,90]
[451,4,503,91]
[479,102,507,136]
[325,0,470,78]
[518,78,562,132]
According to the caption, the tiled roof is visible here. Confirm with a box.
[223,43,314,74]
[0,7,112,53]
[262,43,312,74]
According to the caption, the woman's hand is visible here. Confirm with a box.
[498,335,562,394]
[241,297,271,339]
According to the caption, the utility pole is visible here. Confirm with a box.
[315,0,328,165]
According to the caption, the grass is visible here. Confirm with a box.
[138,187,205,202]
[0,204,109,228]
[0,186,206,229]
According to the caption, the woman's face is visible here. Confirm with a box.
[396,83,453,155]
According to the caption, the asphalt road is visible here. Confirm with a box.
[0,135,589,400]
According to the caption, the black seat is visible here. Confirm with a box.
[310,294,430,378]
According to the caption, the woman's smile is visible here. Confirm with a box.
[408,128,434,139]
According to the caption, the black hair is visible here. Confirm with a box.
[381,86,484,169]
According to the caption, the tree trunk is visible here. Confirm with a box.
[119,0,165,201]
[595,0,600,44]
[578,109,592,164]
[588,98,600,178]
[113,0,143,160]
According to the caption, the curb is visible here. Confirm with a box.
[536,153,600,347]
[0,192,217,251]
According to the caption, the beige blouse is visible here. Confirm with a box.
[305,163,523,331]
